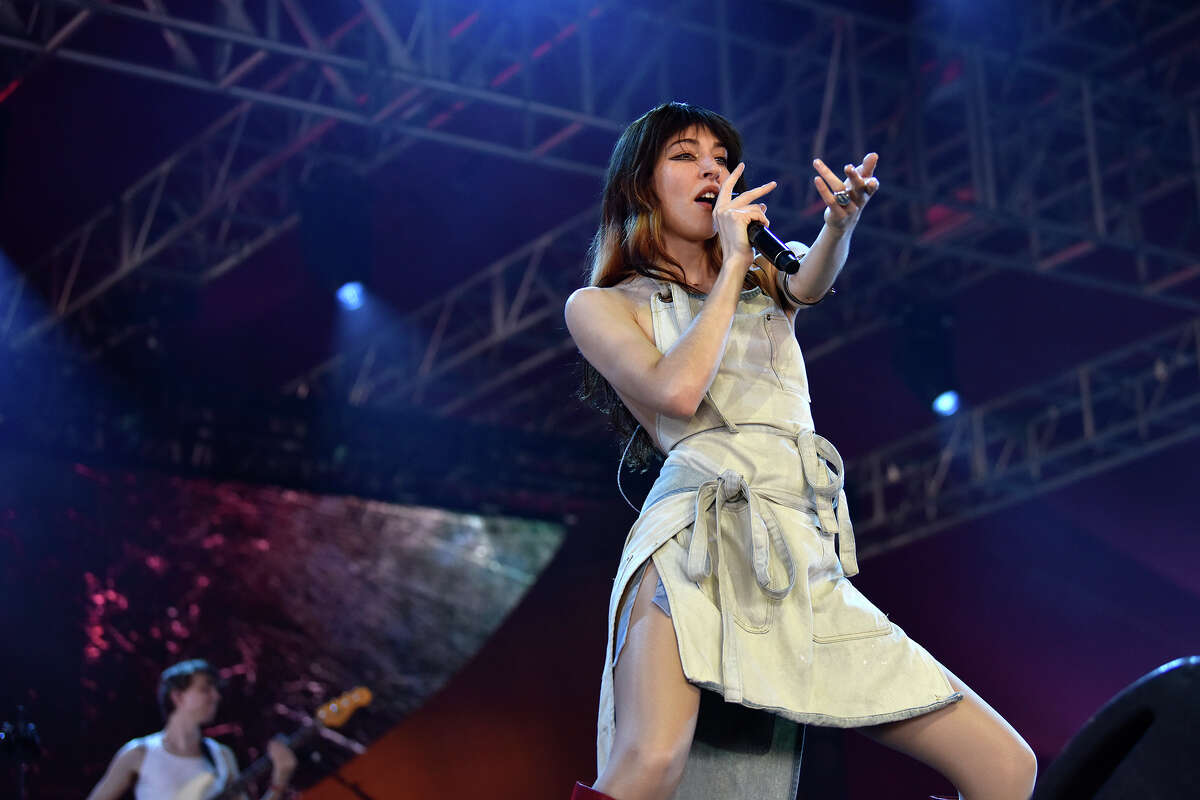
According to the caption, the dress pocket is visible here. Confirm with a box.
[811,578,892,643]
[762,312,812,400]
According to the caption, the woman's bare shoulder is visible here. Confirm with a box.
[566,275,659,317]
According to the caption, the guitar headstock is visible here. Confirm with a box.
[315,686,373,729]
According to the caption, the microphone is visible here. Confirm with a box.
[728,192,802,274]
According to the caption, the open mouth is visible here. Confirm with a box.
[696,192,717,207]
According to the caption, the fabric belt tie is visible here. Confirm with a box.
[670,429,859,597]
[684,469,797,691]
[685,469,797,600]
[795,430,859,577]
[649,428,858,696]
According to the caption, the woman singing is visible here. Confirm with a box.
[563,102,1036,800]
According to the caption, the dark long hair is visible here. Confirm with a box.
[578,101,786,467]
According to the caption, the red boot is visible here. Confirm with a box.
[572,782,616,799]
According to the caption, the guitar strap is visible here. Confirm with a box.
[202,737,231,792]
[198,738,215,768]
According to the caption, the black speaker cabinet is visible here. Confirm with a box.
[1033,656,1200,799]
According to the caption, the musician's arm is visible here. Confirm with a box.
[261,737,297,800]
[85,741,144,800]
[220,744,292,800]
[261,783,290,800]
[218,746,253,800]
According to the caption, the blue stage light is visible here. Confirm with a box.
[337,282,364,310]
[932,390,960,416]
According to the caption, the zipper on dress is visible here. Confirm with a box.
[762,314,787,391]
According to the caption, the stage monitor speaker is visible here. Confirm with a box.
[1033,656,1200,799]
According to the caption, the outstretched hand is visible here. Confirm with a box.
[813,153,879,231]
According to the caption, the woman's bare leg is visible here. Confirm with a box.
[856,665,1037,800]
[593,561,700,800]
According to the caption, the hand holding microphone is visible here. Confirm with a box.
[734,194,802,274]
[706,164,801,274]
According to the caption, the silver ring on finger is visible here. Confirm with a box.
[834,190,851,207]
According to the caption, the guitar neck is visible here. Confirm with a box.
[214,726,318,799]
[203,685,371,800]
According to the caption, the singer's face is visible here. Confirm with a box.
[652,125,730,243]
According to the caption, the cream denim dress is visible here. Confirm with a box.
[596,275,962,774]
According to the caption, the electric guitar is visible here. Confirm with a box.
[172,686,373,800]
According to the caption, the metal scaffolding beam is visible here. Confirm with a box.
[282,205,596,409]
[0,0,622,349]
[1,0,1194,560]
[1,0,1196,359]
[1,1,1198,456]
[847,316,1200,558]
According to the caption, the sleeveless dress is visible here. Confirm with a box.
[596,276,962,773]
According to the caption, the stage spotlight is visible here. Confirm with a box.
[337,282,365,310]
[298,164,373,304]
[892,295,961,417]
[932,390,960,417]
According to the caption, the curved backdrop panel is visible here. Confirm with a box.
[0,451,564,795]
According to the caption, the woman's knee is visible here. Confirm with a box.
[991,735,1037,798]
[957,733,1036,799]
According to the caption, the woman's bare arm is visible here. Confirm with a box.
[567,162,774,418]
[565,264,746,419]
[785,154,879,303]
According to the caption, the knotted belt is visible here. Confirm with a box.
[686,469,797,599]
[662,427,859,601]
[646,428,857,694]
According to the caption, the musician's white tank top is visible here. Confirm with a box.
[134,732,228,800]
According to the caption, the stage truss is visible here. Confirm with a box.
[1,0,1198,537]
